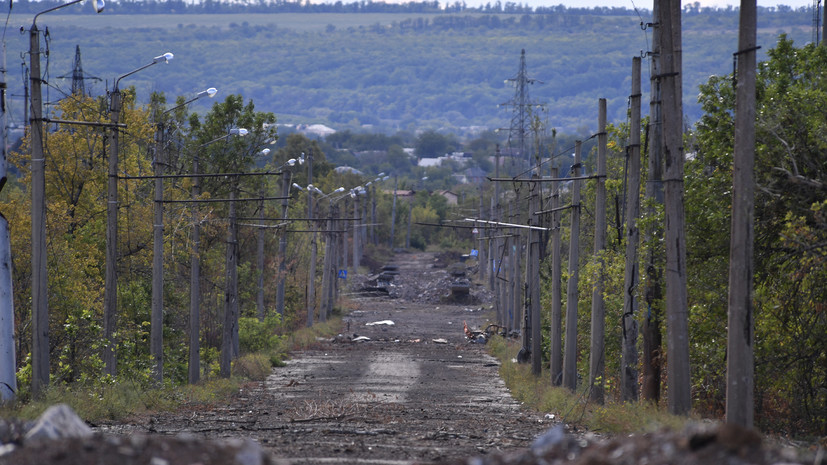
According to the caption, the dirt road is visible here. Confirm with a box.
[103,251,551,464]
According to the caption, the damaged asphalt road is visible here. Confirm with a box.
[94,251,551,464]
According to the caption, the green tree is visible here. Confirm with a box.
[692,35,827,434]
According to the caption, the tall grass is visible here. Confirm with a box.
[487,337,691,434]
[0,317,344,423]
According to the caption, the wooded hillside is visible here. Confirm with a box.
[2,4,811,136]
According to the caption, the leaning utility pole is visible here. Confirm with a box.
[726,0,757,429]
[621,59,643,402]
[562,141,582,391]
[660,0,692,415]
[589,98,608,404]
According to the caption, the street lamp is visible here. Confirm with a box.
[192,127,246,384]
[151,87,217,383]
[104,51,174,378]
[29,0,104,398]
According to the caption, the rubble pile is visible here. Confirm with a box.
[0,405,273,465]
[446,423,820,465]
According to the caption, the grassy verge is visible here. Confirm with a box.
[487,336,692,435]
[0,317,343,423]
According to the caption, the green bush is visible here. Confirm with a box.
[238,314,287,356]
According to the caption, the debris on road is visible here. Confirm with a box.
[365,320,395,326]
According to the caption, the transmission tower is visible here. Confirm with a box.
[500,49,543,171]
[58,45,100,97]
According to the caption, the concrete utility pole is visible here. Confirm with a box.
[643,0,665,403]
[353,192,361,272]
[589,98,608,404]
[307,151,316,326]
[0,215,15,402]
[257,193,266,320]
[549,165,563,386]
[726,0,757,429]
[189,153,202,384]
[528,176,541,376]
[562,141,582,391]
[29,0,104,399]
[29,21,49,396]
[276,167,292,317]
[0,36,14,402]
[390,177,398,249]
[221,178,240,378]
[660,0,692,415]
[319,206,333,323]
[478,185,487,284]
[622,59,643,402]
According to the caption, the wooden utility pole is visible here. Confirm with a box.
[549,165,563,386]
[726,0,757,429]
[589,98,608,403]
[660,0,692,415]
[563,141,582,391]
[622,58,643,402]
[643,0,665,403]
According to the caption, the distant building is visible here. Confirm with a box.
[436,190,459,205]
[383,189,416,201]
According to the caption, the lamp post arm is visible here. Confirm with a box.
[33,0,84,25]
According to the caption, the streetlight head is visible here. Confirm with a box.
[205,87,218,98]
[334,187,345,193]
[298,155,305,165]
[287,159,296,166]
[260,148,271,156]
[92,0,105,13]
[154,52,174,63]
[292,183,303,191]
[377,172,386,177]
[382,176,390,181]
[307,184,315,190]
[230,128,248,136]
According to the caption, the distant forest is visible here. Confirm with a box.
[4,1,815,135]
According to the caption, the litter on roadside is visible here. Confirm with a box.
[366,320,395,326]
[351,336,371,342]
[432,338,449,344]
